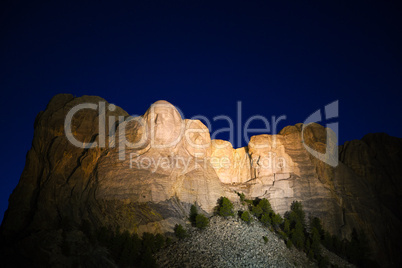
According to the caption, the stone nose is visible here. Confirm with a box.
[155,114,162,124]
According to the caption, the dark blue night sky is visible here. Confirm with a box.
[0,0,401,222]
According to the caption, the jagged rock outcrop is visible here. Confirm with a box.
[0,94,401,266]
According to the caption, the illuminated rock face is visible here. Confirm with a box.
[1,94,401,266]
[209,127,340,226]
[143,100,184,147]
[209,139,252,184]
[247,134,298,209]
[96,99,228,225]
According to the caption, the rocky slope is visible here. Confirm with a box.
[158,215,313,268]
[155,208,354,268]
[1,94,401,266]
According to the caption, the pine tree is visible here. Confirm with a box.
[290,201,305,227]
[190,204,198,225]
[291,221,305,249]
[155,233,165,250]
[241,211,252,224]
[311,227,321,256]
[251,205,263,218]
[141,248,157,268]
[131,233,142,261]
[119,230,135,266]
[238,192,246,202]
[308,249,314,260]
[195,214,209,229]
[142,232,157,253]
[322,230,333,250]
[286,239,293,248]
[258,198,272,214]
[218,197,234,217]
[261,213,271,227]
[271,212,283,229]
[174,224,187,239]
[283,219,290,235]
[310,217,324,239]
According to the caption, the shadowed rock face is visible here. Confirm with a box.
[0,94,401,266]
[338,133,402,265]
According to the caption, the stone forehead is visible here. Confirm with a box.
[153,100,172,105]
[150,100,177,112]
[144,100,182,120]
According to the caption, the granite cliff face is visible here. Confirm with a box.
[1,94,401,266]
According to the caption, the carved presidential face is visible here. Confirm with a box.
[144,100,183,147]
[184,119,212,157]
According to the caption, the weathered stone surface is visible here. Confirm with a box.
[210,139,252,184]
[208,125,341,234]
[247,134,298,212]
[96,100,226,218]
[0,94,401,266]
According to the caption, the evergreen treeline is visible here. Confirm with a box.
[79,195,376,268]
[232,193,376,267]
[80,220,168,267]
